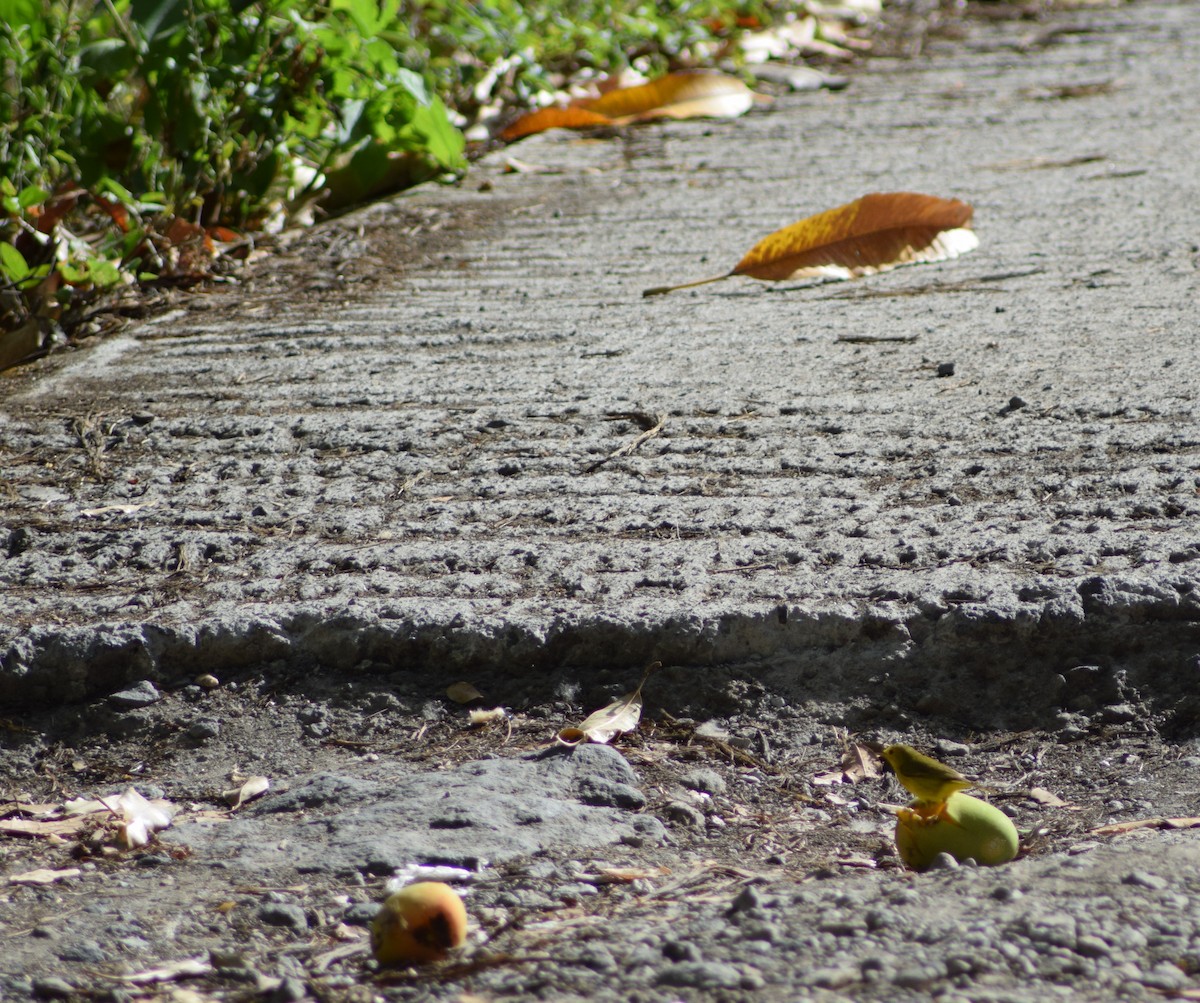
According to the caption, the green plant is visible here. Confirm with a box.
[0,0,465,362]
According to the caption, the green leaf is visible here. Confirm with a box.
[59,261,90,283]
[410,97,465,171]
[87,258,124,288]
[0,0,44,31]
[334,0,386,37]
[129,0,187,42]
[18,185,50,209]
[0,243,30,281]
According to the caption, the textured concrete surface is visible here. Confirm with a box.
[2,0,1198,720]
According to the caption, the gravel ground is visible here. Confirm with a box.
[2,0,1200,1000]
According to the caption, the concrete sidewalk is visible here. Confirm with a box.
[3,0,1198,717]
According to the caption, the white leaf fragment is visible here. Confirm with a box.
[98,788,177,848]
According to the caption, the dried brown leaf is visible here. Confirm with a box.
[446,681,485,704]
[8,867,82,885]
[1027,787,1070,807]
[584,71,755,122]
[500,106,613,142]
[557,690,643,746]
[841,743,881,782]
[115,958,214,984]
[644,192,978,297]
[1090,816,1200,835]
[501,71,756,143]
[556,661,659,746]
[222,776,270,809]
[0,816,90,838]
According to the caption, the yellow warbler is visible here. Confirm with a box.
[881,744,979,805]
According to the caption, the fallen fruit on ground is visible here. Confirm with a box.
[370,881,468,965]
[643,192,977,296]
[894,792,1019,871]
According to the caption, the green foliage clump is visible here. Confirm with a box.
[0,0,465,361]
[0,0,788,366]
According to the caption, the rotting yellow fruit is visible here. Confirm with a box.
[894,792,1019,872]
[369,881,468,966]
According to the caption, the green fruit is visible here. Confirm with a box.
[894,792,1019,871]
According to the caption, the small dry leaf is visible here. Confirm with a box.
[446,681,485,705]
[1090,816,1200,836]
[79,501,159,517]
[116,958,213,984]
[583,71,755,122]
[468,707,507,727]
[582,865,671,884]
[0,816,90,838]
[1027,787,1069,807]
[644,192,978,297]
[841,743,881,783]
[9,867,82,885]
[222,776,270,809]
[556,662,659,746]
[557,690,642,746]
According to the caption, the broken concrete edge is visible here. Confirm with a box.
[3,569,1197,726]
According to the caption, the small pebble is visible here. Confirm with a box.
[1123,871,1168,891]
[728,886,762,916]
[681,769,726,795]
[662,802,706,828]
[32,977,75,1000]
[258,902,308,929]
[270,977,308,1002]
[188,718,221,740]
[57,939,108,963]
[662,940,703,963]
[655,961,744,989]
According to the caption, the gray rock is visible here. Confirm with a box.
[170,745,655,874]
[680,768,726,795]
[57,938,108,963]
[655,961,744,989]
[31,977,75,1000]
[662,801,706,828]
[108,680,161,708]
[258,902,308,929]
[1122,871,1168,891]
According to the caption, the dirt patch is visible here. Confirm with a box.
[3,663,1199,1000]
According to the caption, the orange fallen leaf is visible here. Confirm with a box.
[643,192,978,297]
[500,106,614,142]
[583,70,756,122]
[501,71,757,142]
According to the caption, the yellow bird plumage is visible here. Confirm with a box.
[881,744,978,810]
